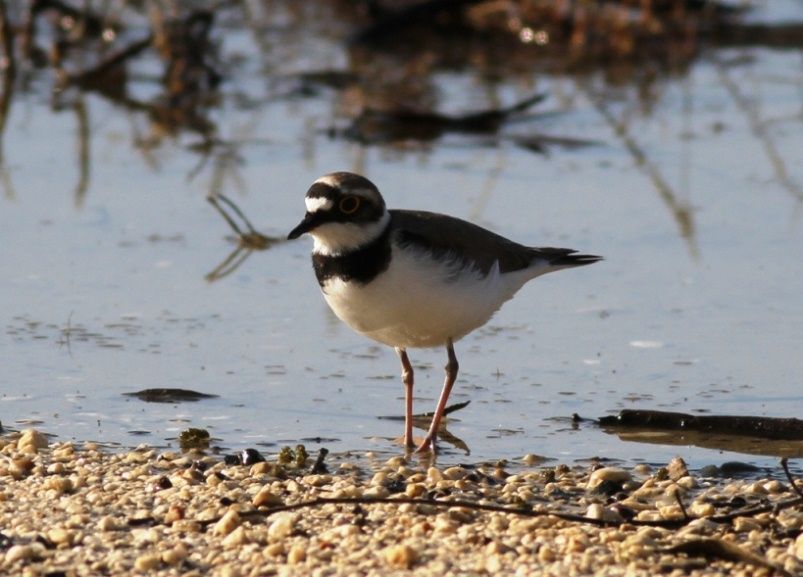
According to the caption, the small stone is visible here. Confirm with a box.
[303,474,332,487]
[213,510,241,536]
[385,456,407,468]
[222,525,249,548]
[363,486,390,498]
[522,454,545,466]
[134,553,161,572]
[250,461,274,476]
[567,535,589,552]
[10,456,35,479]
[733,516,762,532]
[433,516,457,535]
[52,444,75,460]
[47,528,73,546]
[267,513,297,540]
[485,554,503,573]
[161,544,188,565]
[287,545,306,564]
[689,501,715,517]
[747,482,768,495]
[98,516,120,531]
[219,567,241,577]
[45,476,74,495]
[405,483,426,498]
[17,429,48,452]
[538,545,556,562]
[587,467,632,489]
[666,457,689,481]
[442,466,467,480]
[253,486,283,508]
[384,544,417,569]
[585,503,623,522]
[426,467,443,483]
[5,544,35,564]
[164,505,185,524]
[794,533,803,561]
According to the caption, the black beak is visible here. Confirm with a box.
[287,212,316,240]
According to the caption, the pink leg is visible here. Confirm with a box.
[395,347,415,449]
[416,339,458,453]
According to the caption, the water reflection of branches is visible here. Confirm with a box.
[0,2,226,204]
[205,193,281,283]
[585,84,700,259]
[34,2,218,141]
[0,1,14,200]
[714,55,803,203]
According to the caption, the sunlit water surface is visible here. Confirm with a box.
[2,5,802,472]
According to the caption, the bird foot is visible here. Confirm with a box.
[413,436,436,454]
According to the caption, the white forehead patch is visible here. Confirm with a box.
[314,174,378,201]
[314,174,341,188]
[305,197,334,213]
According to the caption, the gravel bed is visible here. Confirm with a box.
[1,429,801,576]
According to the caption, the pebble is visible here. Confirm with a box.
[268,513,298,540]
[587,467,632,489]
[5,544,37,564]
[666,457,689,481]
[134,553,161,572]
[287,545,306,564]
[253,486,283,508]
[17,429,49,452]
[0,429,799,577]
[384,543,417,569]
[213,510,241,536]
[795,533,803,561]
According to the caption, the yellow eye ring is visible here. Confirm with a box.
[339,196,361,214]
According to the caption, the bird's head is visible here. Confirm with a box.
[288,172,389,255]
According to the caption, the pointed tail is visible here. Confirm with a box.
[532,247,603,268]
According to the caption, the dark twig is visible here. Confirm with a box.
[202,492,803,532]
[781,457,803,500]
[230,496,637,529]
[663,538,793,577]
[310,448,329,475]
[600,409,803,441]
[672,486,690,522]
[708,496,803,524]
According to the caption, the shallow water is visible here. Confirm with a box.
[2,2,802,470]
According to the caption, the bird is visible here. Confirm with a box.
[288,172,601,453]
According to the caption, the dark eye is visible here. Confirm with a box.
[339,196,361,214]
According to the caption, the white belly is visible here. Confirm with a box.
[320,247,538,348]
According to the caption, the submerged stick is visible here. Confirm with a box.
[599,409,803,441]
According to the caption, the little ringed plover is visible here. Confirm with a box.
[288,172,601,453]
